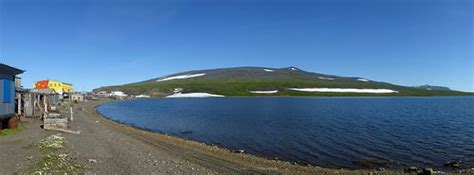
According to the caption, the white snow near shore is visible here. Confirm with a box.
[289,88,399,93]
[318,77,335,81]
[166,93,225,98]
[249,90,278,94]
[111,91,127,97]
[157,73,206,82]
[357,78,369,82]
[263,69,274,72]
[135,95,151,98]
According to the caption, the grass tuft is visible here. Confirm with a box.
[30,134,65,151]
[0,124,25,136]
[29,154,85,174]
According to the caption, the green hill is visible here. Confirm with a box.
[94,67,473,97]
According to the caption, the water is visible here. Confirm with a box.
[96,97,474,170]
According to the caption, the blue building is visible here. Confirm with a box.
[0,63,24,129]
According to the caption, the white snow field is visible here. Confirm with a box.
[157,73,206,82]
[264,69,274,72]
[289,88,399,94]
[135,95,151,98]
[166,93,225,98]
[357,78,369,82]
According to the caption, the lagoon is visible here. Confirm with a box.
[97,97,474,170]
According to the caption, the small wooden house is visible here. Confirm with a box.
[0,64,24,129]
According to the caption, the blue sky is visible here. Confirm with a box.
[1,0,473,92]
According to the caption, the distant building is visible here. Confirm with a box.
[71,93,84,102]
[15,76,22,89]
[95,91,110,98]
[33,80,73,94]
[0,63,24,129]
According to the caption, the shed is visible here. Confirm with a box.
[0,64,24,128]
[71,93,84,102]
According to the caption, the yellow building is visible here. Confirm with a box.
[33,80,73,94]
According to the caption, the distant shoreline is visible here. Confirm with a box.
[139,95,474,99]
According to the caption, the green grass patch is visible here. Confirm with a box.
[97,78,473,97]
[28,154,85,174]
[0,124,25,136]
[29,134,65,151]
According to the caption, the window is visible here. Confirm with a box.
[3,79,11,103]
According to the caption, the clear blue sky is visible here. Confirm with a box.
[1,0,473,92]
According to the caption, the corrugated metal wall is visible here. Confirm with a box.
[0,72,15,119]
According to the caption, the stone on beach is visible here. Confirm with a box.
[421,168,433,175]
[445,160,461,168]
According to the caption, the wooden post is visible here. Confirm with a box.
[44,95,48,113]
[17,93,22,116]
[70,107,74,121]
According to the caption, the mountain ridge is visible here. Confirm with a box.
[94,66,472,97]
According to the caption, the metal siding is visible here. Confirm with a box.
[0,80,4,116]
[0,78,14,119]
[3,80,11,103]
[0,65,21,119]
[0,80,2,102]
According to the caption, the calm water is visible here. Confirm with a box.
[97,97,474,170]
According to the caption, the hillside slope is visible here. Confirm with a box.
[94,67,472,97]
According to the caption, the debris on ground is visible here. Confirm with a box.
[34,135,65,150]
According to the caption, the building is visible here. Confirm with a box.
[0,63,24,129]
[33,80,73,94]
[21,89,59,118]
[15,76,22,89]
[71,93,84,102]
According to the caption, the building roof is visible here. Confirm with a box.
[0,63,24,75]
[29,88,56,95]
[34,80,72,85]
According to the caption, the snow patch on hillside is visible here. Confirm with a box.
[157,73,206,82]
[357,78,369,82]
[318,77,335,81]
[289,88,398,94]
[135,95,151,98]
[166,92,224,98]
[249,90,278,94]
[264,69,274,72]
[289,67,297,71]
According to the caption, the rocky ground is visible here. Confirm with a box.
[1,100,473,174]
